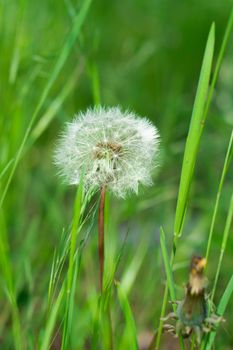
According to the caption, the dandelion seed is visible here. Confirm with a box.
[54,106,160,197]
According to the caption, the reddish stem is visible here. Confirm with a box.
[98,186,106,292]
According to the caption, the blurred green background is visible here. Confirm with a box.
[0,0,233,349]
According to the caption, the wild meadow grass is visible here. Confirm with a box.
[0,0,233,349]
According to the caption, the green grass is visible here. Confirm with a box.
[0,0,233,349]
[156,23,215,349]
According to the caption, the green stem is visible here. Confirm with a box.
[205,130,233,266]
[155,284,169,349]
[155,238,179,349]
[98,186,106,292]
[61,183,83,349]
[211,193,233,302]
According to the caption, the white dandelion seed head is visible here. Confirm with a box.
[54,106,160,197]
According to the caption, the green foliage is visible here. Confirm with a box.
[0,0,232,349]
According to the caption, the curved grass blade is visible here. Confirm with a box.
[205,130,233,266]
[211,193,233,301]
[31,64,84,143]
[0,0,92,208]
[205,275,233,350]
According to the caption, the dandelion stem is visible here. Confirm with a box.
[98,186,106,291]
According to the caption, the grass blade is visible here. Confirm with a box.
[120,240,148,295]
[160,228,176,302]
[41,287,65,350]
[205,275,233,350]
[31,64,84,142]
[0,0,92,208]
[159,228,185,350]
[116,282,139,350]
[61,182,83,349]
[211,192,233,301]
[203,6,233,121]
[205,130,233,266]
[174,23,215,239]
[0,213,23,350]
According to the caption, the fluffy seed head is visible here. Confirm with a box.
[54,106,160,197]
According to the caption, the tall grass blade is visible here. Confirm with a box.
[205,130,233,266]
[174,23,215,240]
[211,193,233,301]
[61,182,83,349]
[31,65,84,142]
[0,0,92,208]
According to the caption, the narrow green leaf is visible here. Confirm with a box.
[0,0,92,208]
[61,181,83,349]
[211,192,233,301]
[0,213,23,350]
[205,130,233,266]
[121,240,147,296]
[41,287,65,350]
[174,23,215,238]
[31,66,83,142]
[160,228,176,302]
[159,228,185,350]
[117,282,139,350]
[205,275,233,350]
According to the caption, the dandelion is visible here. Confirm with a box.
[54,106,160,290]
[54,106,159,197]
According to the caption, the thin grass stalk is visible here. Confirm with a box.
[205,130,233,266]
[205,274,233,350]
[0,0,92,209]
[61,183,83,349]
[201,193,233,350]
[159,228,185,350]
[211,193,233,302]
[155,284,169,349]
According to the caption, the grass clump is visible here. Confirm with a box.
[0,1,232,349]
